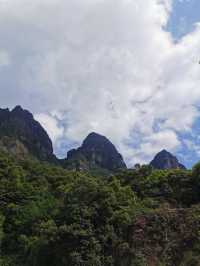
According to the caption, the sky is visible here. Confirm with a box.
[0,0,200,168]
[167,0,200,40]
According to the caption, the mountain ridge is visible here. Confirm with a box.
[0,106,187,171]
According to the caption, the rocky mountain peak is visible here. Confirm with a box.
[82,132,118,151]
[150,150,186,170]
[11,105,31,115]
[66,132,127,172]
[12,105,24,112]
[0,106,54,160]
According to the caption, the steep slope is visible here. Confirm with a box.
[150,149,186,170]
[65,132,127,172]
[0,106,54,160]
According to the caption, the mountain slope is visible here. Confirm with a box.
[150,149,186,170]
[65,132,127,172]
[0,106,54,160]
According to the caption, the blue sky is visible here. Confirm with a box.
[168,0,200,40]
[167,0,200,168]
[0,0,200,168]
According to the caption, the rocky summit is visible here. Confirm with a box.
[0,106,54,160]
[150,149,186,170]
[0,106,187,173]
[2,106,200,266]
[0,106,127,172]
[65,132,127,172]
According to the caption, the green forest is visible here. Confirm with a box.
[1,152,200,266]
[1,0,200,264]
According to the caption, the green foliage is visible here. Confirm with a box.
[1,153,200,265]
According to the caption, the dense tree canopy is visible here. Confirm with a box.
[0,153,200,265]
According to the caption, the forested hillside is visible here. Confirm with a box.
[1,0,200,264]
[1,152,200,266]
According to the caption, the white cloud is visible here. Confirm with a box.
[0,51,10,66]
[139,130,180,158]
[0,0,200,165]
[34,113,64,143]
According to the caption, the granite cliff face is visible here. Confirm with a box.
[65,132,127,172]
[0,106,54,160]
[150,150,186,170]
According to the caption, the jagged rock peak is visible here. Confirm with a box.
[150,149,186,170]
[0,106,53,160]
[12,105,24,112]
[66,132,127,172]
[11,105,35,119]
[83,132,118,149]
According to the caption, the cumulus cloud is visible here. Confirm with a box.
[0,0,200,166]
[34,113,64,143]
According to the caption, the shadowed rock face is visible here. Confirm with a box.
[150,150,186,170]
[0,106,126,171]
[0,136,29,159]
[65,132,127,172]
[0,106,53,160]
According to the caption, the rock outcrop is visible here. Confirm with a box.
[65,132,127,172]
[0,106,54,160]
[150,150,186,170]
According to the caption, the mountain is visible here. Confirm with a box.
[64,132,127,172]
[0,106,54,160]
[2,107,200,266]
[0,106,127,172]
[150,149,186,170]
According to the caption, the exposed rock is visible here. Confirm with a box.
[0,106,54,160]
[65,132,127,172]
[150,150,186,170]
[0,136,29,159]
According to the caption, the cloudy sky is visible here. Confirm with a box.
[0,0,200,168]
